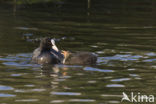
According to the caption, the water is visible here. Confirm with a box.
[0,1,156,104]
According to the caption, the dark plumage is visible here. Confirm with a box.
[31,37,64,65]
[31,37,97,65]
[62,51,97,65]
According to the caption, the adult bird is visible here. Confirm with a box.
[31,37,64,65]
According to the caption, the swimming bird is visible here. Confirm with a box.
[31,37,64,65]
[61,50,97,65]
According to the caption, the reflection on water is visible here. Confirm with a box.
[15,99,39,102]
[51,92,81,96]
[84,67,114,72]
[106,84,125,88]
[0,85,14,90]
[0,93,16,97]
[0,1,156,104]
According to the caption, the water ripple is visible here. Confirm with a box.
[51,92,81,96]
[0,85,14,90]
[143,59,156,62]
[11,74,22,77]
[0,53,35,68]
[15,89,46,93]
[106,84,125,87]
[111,78,131,82]
[0,93,16,97]
[84,67,114,72]
[69,99,95,102]
[108,101,120,103]
[101,94,122,97]
[15,99,39,102]
[50,99,95,103]
[144,52,156,56]
[50,100,65,103]
[102,54,143,61]
[15,27,38,31]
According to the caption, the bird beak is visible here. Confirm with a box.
[51,39,55,46]
[51,39,59,52]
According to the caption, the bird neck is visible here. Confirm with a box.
[40,44,51,51]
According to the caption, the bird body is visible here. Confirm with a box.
[31,37,63,65]
[62,51,97,65]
